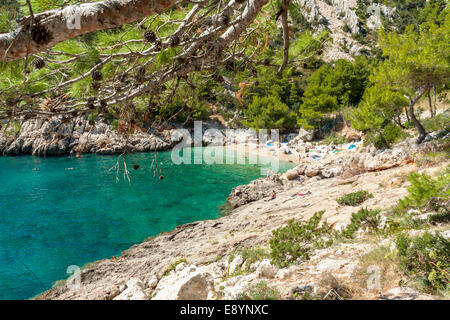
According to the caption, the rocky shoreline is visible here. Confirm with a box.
[3,113,448,301]
[33,134,448,300]
[0,116,176,156]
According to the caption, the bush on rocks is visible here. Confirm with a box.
[337,190,373,206]
[269,211,333,267]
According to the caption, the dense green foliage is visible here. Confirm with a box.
[398,169,450,211]
[382,0,448,31]
[341,208,381,238]
[269,211,332,267]
[351,7,450,144]
[396,232,449,293]
[243,95,297,131]
[336,190,373,206]
[297,56,374,129]
[349,84,409,148]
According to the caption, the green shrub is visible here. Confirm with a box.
[427,211,450,225]
[243,95,297,131]
[341,208,381,238]
[342,24,352,33]
[421,112,450,134]
[365,123,409,149]
[298,56,374,129]
[396,232,450,293]
[322,132,349,145]
[269,211,332,267]
[337,190,373,206]
[239,247,270,268]
[398,171,450,211]
[236,281,280,300]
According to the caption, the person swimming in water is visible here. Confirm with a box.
[266,168,274,180]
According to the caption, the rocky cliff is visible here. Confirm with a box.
[0,116,176,156]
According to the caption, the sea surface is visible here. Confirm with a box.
[0,148,294,299]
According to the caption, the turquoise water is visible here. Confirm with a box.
[0,148,293,300]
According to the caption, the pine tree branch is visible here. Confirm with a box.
[0,0,185,62]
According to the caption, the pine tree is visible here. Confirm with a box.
[372,10,450,143]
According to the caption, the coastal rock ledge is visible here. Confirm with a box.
[0,116,174,156]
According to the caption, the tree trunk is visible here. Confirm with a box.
[408,96,427,144]
[278,0,290,72]
[404,106,410,125]
[427,89,434,118]
[394,115,406,129]
[433,86,437,117]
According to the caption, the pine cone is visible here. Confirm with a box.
[100,99,108,110]
[31,23,52,45]
[136,66,146,82]
[144,29,157,43]
[235,0,246,3]
[91,82,100,91]
[86,97,96,109]
[118,72,128,83]
[219,14,230,26]
[92,70,103,82]
[169,35,180,47]
[32,57,45,69]
[263,58,271,65]
[202,17,212,27]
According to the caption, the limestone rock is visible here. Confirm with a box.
[285,168,300,180]
[147,275,159,289]
[227,176,288,209]
[227,255,244,275]
[378,287,435,300]
[113,278,147,300]
[256,259,278,279]
[305,165,321,177]
[152,265,215,300]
